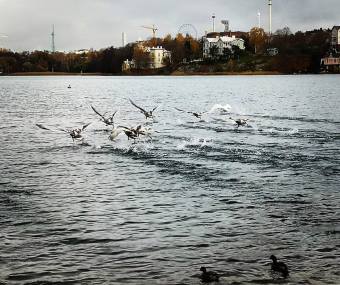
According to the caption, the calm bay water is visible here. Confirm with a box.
[0,75,339,285]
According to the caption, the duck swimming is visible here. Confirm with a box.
[270,255,289,278]
[199,266,219,283]
[129,99,158,119]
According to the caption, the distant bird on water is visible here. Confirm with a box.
[270,255,289,278]
[129,99,158,119]
[175,107,206,119]
[91,105,117,126]
[199,266,219,283]
[36,123,91,142]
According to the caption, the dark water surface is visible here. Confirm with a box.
[0,75,339,285]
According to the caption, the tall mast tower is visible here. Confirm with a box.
[122,32,126,47]
[212,13,216,32]
[257,11,261,28]
[268,0,272,35]
[51,24,55,53]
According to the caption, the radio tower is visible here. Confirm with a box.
[212,13,216,32]
[268,0,272,35]
[51,25,55,53]
[257,11,261,28]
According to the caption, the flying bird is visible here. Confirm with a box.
[118,125,152,140]
[129,99,158,119]
[270,255,289,278]
[108,126,124,141]
[175,107,206,119]
[91,105,117,126]
[229,117,248,127]
[36,123,91,142]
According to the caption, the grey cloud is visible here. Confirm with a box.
[0,0,339,51]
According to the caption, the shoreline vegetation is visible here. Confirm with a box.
[6,70,285,76]
[0,27,337,76]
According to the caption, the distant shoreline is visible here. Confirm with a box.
[170,71,283,76]
[6,72,106,76]
[2,71,337,76]
[4,71,286,76]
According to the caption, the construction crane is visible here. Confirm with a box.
[141,24,158,39]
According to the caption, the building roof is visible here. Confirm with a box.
[206,31,248,38]
[205,35,243,43]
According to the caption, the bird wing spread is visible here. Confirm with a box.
[82,123,91,130]
[37,124,66,133]
[110,110,118,119]
[36,123,52,131]
[91,105,106,120]
[129,99,147,114]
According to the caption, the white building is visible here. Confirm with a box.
[145,46,171,69]
[122,59,136,71]
[74,49,90,55]
[331,26,340,47]
[203,35,245,58]
[123,44,171,71]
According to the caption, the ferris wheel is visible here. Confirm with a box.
[178,24,198,39]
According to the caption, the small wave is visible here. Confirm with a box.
[208,103,232,114]
[60,237,114,245]
[177,137,213,150]
[247,113,340,124]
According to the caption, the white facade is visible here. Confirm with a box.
[331,26,340,46]
[123,45,171,71]
[203,35,245,58]
[74,49,90,55]
[122,59,136,71]
[145,46,171,69]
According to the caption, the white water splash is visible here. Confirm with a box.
[208,103,232,114]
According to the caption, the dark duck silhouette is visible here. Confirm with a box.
[119,125,141,140]
[270,255,289,278]
[129,99,158,119]
[199,266,219,283]
[175,107,206,119]
[91,105,117,126]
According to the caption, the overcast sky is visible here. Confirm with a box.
[0,0,339,52]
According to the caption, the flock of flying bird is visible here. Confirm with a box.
[35,94,291,282]
[36,98,249,143]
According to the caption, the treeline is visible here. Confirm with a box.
[0,27,333,74]
[0,34,201,74]
[262,27,331,73]
[231,27,331,73]
[0,46,134,74]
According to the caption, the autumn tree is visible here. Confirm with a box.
[249,27,268,54]
[133,45,149,69]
